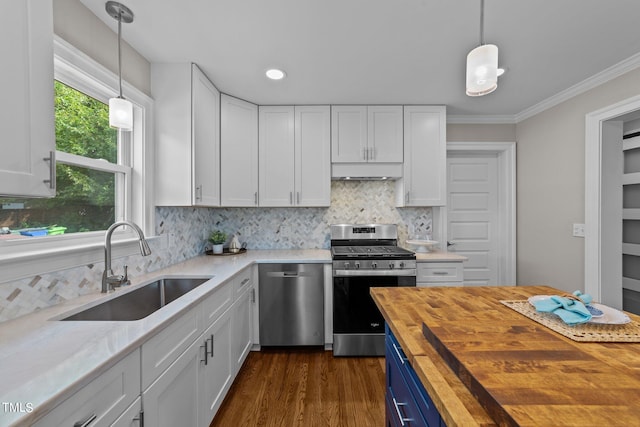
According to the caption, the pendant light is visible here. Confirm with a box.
[466,0,498,97]
[106,1,134,130]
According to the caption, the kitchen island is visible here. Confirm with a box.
[371,285,640,427]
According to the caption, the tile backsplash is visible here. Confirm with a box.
[0,181,431,322]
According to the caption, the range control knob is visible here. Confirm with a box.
[343,262,350,269]
[355,262,360,269]
[389,262,395,269]
[399,262,405,268]
[372,262,377,269]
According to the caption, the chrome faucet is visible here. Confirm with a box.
[102,220,152,293]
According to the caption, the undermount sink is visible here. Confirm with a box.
[61,277,211,321]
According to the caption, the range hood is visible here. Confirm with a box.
[331,163,403,181]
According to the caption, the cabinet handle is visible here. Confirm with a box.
[296,192,300,204]
[405,191,410,203]
[433,271,449,276]
[369,147,375,160]
[251,288,256,303]
[392,397,412,427]
[132,411,143,426]
[362,147,367,161]
[241,278,250,285]
[195,185,202,201]
[43,151,56,190]
[210,334,215,357]
[201,339,209,365]
[254,192,258,205]
[289,191,293,205]
[73,414,96,427]
[392,342,407,365]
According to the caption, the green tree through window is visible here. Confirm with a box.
[0,81,120,235]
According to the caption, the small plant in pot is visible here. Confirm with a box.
[209,230,227,254]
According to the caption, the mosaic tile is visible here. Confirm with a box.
[0,181,431,322]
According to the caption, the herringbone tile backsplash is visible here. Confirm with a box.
[0,181,431,322]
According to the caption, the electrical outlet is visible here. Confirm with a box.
[572,223,585,238]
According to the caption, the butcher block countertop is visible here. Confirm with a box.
[371,285,640,427]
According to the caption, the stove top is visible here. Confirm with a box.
[331,245,415,258]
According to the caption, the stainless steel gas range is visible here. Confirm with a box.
[331,224,416,356]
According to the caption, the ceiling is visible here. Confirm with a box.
[79,0,640,121]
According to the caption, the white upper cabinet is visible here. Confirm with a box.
[331,106,367,163]
[367,106,404,163]
[0,0,55,197]
[295,106,331,206]
[259,106,330,207]
[396,106,447,206]
[259,106,295,206]
[220,94,258,206]
[153,63,220,207]
[331,106,403,163]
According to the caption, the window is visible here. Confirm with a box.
[0,37,154,284]
[0,81,131,235]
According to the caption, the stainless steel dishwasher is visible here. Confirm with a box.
[259,263,324,346]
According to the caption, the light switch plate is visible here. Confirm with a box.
[572,223,585,237]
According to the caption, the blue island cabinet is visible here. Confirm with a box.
[385,325,446,427]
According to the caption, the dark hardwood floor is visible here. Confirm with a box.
[210,348,386,427]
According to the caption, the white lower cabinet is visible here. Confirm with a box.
[417,261,464,287]
[33,349,141,427]
[111,397,142,427]
[199,310,234,424]
[142,336,200,427]
[142,267,253,427]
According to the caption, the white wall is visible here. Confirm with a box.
[53,0,151,95]
[516,68,640,292]
[447,124,516,142]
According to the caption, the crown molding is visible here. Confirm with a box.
[449,51,640,125]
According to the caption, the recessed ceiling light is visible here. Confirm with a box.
[266,69,286,80]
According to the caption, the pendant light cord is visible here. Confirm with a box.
[479,0,485,46]
[117,10,123,99]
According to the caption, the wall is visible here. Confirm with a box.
[447,123,516,142]
[516,68,640,292]
[0,181,431,322]
[53,0,151,95]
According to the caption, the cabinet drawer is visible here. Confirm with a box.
[417,262,463,283]
[34,349,140,427]
[142,308,201,390]
[201,279,234,329]
[234,266,253,296]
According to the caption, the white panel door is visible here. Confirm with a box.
[447,154,499,286]
[331,106,367,163]
[367,106,403,163]
[295,106,331,206]
[259,106,295,206]
[0,0,55,197]
[220,94,258,206]
[192,64,220,206]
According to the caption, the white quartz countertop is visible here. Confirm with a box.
[0,249,330,427]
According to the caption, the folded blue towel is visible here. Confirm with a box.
[532,295,592,325]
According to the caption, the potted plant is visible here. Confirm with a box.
[209,230,227,254]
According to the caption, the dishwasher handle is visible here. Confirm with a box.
[266,271,302,278]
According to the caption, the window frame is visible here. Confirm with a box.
[0,36,157,284]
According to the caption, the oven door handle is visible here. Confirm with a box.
[333,269,416,277]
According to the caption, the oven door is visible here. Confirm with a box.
[333,274,415,335]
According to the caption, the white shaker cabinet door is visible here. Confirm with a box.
[331,106,368,163]
[259,106,295,206]
[367,106,403,163]
[295,106,331,207]
[0,0,55,197]
[221,94,258,206]
[192,64,220,206]
[398,106,446,206]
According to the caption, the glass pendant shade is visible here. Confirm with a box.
[466,44,498,96]
[109,96,133,130]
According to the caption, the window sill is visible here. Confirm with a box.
[0,233,165,284]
